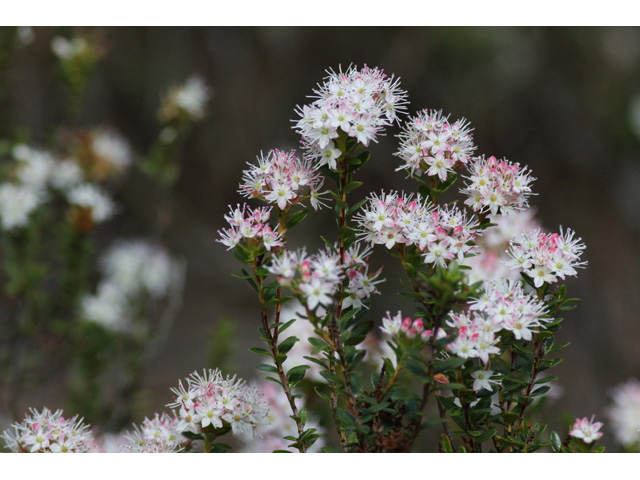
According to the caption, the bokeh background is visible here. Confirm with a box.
[2,26,640,450]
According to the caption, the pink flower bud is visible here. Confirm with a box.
[413,318,424,333]
[401,317,412,332]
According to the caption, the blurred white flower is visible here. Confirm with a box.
[51,35,90,60]
[67,183,116,223]
[81,240,184,333]
[81,281,129,332]
[159,75,211,124]
[0,183,43,231]
[16,26,35,46]
[13,144,55,188]
[607,378,640,447]
[101,240,180,298]
[49,158,84,191]
[90,128,133,176]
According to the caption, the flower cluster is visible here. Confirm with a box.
[607,378,640,447]
[1,407,96,453]
[505,227,587,288]
[0,183,43,231]
[268,244,381,311]
[0,142,117,232]
[70,128,133,181]
[241,380,325,452]
[569,415,604,444]
[380,310,443,342]
[461,155,535,215]
[462,210,540,284]
[121,412,187,453]
[342,243,384,309]
[167,368,269,438]
[268,247,343,311]
[355,190,478,266]
[239,149,326,210]
[81,240,182,332]
[217,204,284,252]
[51,35,96,62]
[395,109,475,180]
[12,144,57,189]
[66,183,116,226]
[446,280,550,363]
[159,75,211,125]
[294,65,408,167]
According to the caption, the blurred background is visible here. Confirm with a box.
[2,26,640,451]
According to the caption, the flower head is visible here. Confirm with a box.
[294,65,408,167]
[446,279,550,363]
[354,190,478,266]
[66,183,116,225]
[167,368,269,438]
[395,109,475,179]
[505,227,587,287]
[121,412,187,453]
[159,75,211,124]
[239,149,326,211]
[569,415,604,444]
[461,155,535,215]
[0,183,43,231]
[217,203,284,252]
[607,378,640,447]
[2,408,96,453]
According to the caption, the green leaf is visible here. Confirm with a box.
[302,355,328,369]
[550,431,562,452]
[347,198,368,216]
[475,429,497,444]
[288,209,309,229]
[276,318,297,334]
[209,443,232,453]
[313,385,330,401]
[287,364,310,384]
[336,409,356,428]
[440,434,453,453]
[248,347,272,357]
[278,335,300,355]
[531,385,551,397]
[181,431,204,441]
[344,181,363,194]
[256,363,279,374]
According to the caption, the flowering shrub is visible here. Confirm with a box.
[214,64,598,453]
[1,51,605,454]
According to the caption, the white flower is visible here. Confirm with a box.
[49,159,84,191]
[101,240,181,298]
[67,183,116,223]
[607,378,640,447]
[160,75,211,123]
[569,415,604,444]
[80,281,129,332]
[0,183,43,230]
[51,36,90,60]
[13,144,55,188]
[91,129,132,175]
[299,277,334,310]
[471,369,500,392]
